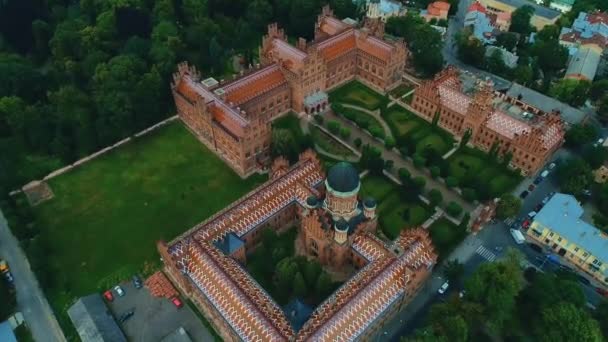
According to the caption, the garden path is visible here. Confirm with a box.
[323,111,474,213]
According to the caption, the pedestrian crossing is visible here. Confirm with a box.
[504,217,514,226]
[476,245,496,262]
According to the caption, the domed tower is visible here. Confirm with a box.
[334,219,349,244]
[324,162,360,221]
[363,197,377,219]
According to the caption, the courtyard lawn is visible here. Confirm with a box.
[329,81,388,111]
[31,122,265,334]
[360,175,432,239]
[333,105,386,139]
[384,105,454,155]
[447,147,521,198]
[272,112,308,146]
[428,218,467,260]
[310,126,357,159]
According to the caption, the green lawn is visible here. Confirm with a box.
[31,122,266,336]
[384,105,454,155]
[329,81,388,110]
[333,105,386,139]
[448,147,521,198]
[310,126,357,159]
[360,175,432,239]
[428,218,467,260]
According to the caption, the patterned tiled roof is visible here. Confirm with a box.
[486,110,530,139]
[223,64,287,105]
[320,16,350,36]
[317,29,393,62]
[438,85,471,115]
[166,157,436,341]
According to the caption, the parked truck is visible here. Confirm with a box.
[510,229,526,244]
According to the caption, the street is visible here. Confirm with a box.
[0,209,66,342]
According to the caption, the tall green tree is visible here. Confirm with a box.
[549,79,591,107]
[510,5,534,35]
[495,194,522,219]
[293,272,308,297]
[535,303,603,342]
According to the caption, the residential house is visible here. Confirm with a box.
[550,0,575,13]
[465,1,511,44]
[478,0,561,30]
[421,1,451,22]
[366,0,407,22]
[527,193,608,288]
[485,46,519,68]
[560,11,608,81]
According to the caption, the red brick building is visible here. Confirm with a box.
[158,151,437,341]
[171,6,408,177]
[411,67,564,175]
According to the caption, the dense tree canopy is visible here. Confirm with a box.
[495,194,522,219]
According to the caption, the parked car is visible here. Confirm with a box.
[595,287,608,297]
[578,275,591,286]
[132,275,143,289]
[528,184,536,192]
[171,296,184,308]
[540,170,549,178]
[528,243,543,253]
[542,196,550,205]
[119,310,134,323]
[114,285,125,297]
[534,203,543,212]
[527,211,537,219]
[103,290,114,302]
[459,290,466,298]
[533,177,543,185]
[582,189,592,196]
[521,220,531,229]
[548,162,556,170]
[520,190,529,199]
[438,281,449,294]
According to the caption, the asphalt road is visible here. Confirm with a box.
[0,209,66,342]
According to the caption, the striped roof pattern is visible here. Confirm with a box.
[438,85,472,115]
[317,28,394,62]
[223,64,288,105]
[167,159,436,341]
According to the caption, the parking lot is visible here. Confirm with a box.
[106,281,215,342]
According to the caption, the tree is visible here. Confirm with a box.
[315,272,333,298]
[339,127,351,139]
[413,176,426,192]
[293,272,308,297]
[486,49,508,76]
[462,188,477,202]
[510,5,534,35]
[399,168,411,183]
[303,260,321,287]
[446,176,458,188]
[276,257,299,288]
[360,144,384,175]
[444,259,465,284]
[549,79,591,107]
[446,202,462,217]
[327,120,341,134]
[535,303,602,342]
[531,38,569,73]
[271,129,299,162]
[247,0,273,31]
[455,30,486,67]
[600,95,608,123]
[565,123,598,147]
[465,251,524,334]
[429,188,443,207]
[495,194,522,219]
[556,158,592,197]
[537,24,560,41]
[430,166,440,179]
[582,145,608,169]
[0,276,16,321]
[385,136,396,149]
[495,32,518,51]
[413,154,426,168]
[590,80,608,102]
[513,65,534,86]
[354,137,362,148]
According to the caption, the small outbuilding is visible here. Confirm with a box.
[67,294,126,342]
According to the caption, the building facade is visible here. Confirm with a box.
[158,151,437,341]
[366,0,407,22]
[411,67,564,175]
[171,6,408,177]
[527,193,608,287]
[421,1,451,22]
[478,0,561,30]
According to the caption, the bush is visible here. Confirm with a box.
[462,188,477,202]
[429,189,443,207]
[368,125,384,139]
[385,159,394,171]
[413,154,426,168]
[339,127,351,139]
[385,136,396,149]
[314,115,324,125]
[354,137,362,148]
[399,146,409,156]
[445,176,458,188]
[446,202,463,217]
[430,166,440,179]
[328,121,340,135]
[398,168,411,183]
[413,176,426,191]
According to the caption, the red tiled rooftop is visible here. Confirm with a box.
[587,11,608,25]
[224,65,287,105]
[468,1,487,14]
[431,1,451,10]
[145,271,178,299]
[319,31,357,61]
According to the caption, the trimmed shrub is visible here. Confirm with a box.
[339,127,351,139]
[354,137,362,148]
[446,202,463,217]
[428,189,443,207]
[413,154,426,168]
[445,176,458,188]
[313,115,324,124]
[385,136,396,149]
[462,188,477,202]
[368,126,384,139]
[328,121,340,135]
[398,168,411,183]
[429,166,440,179]
[385,159,394,171]
[399,146,409,156]
[413,176,426,191]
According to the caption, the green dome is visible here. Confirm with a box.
[327,162,359,193]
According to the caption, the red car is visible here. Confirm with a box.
[103,290,114,302]
[171,297,183,308]
[522,220,530,229]
[596,287,608,297]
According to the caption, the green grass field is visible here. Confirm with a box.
[428,218,466,260]
[31,122,266,333]
[360,175,432,239]
[447,147,521,197]
[384,105,454,155]
[329,81,388,110]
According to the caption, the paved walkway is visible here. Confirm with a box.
[0,209,66,342]
[324,111,474,212]
[339,103,394,139]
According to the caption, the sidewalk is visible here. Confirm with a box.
[324,111,474,212]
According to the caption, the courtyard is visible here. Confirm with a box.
[359,175,432,239]
[383,105,454,156]
[328,81,388,111]
[28,122,265,337]
[447,147,521,198]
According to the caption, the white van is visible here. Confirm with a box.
[540,170,549,178]
[528,211,537,218]
[510,229,525,244]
